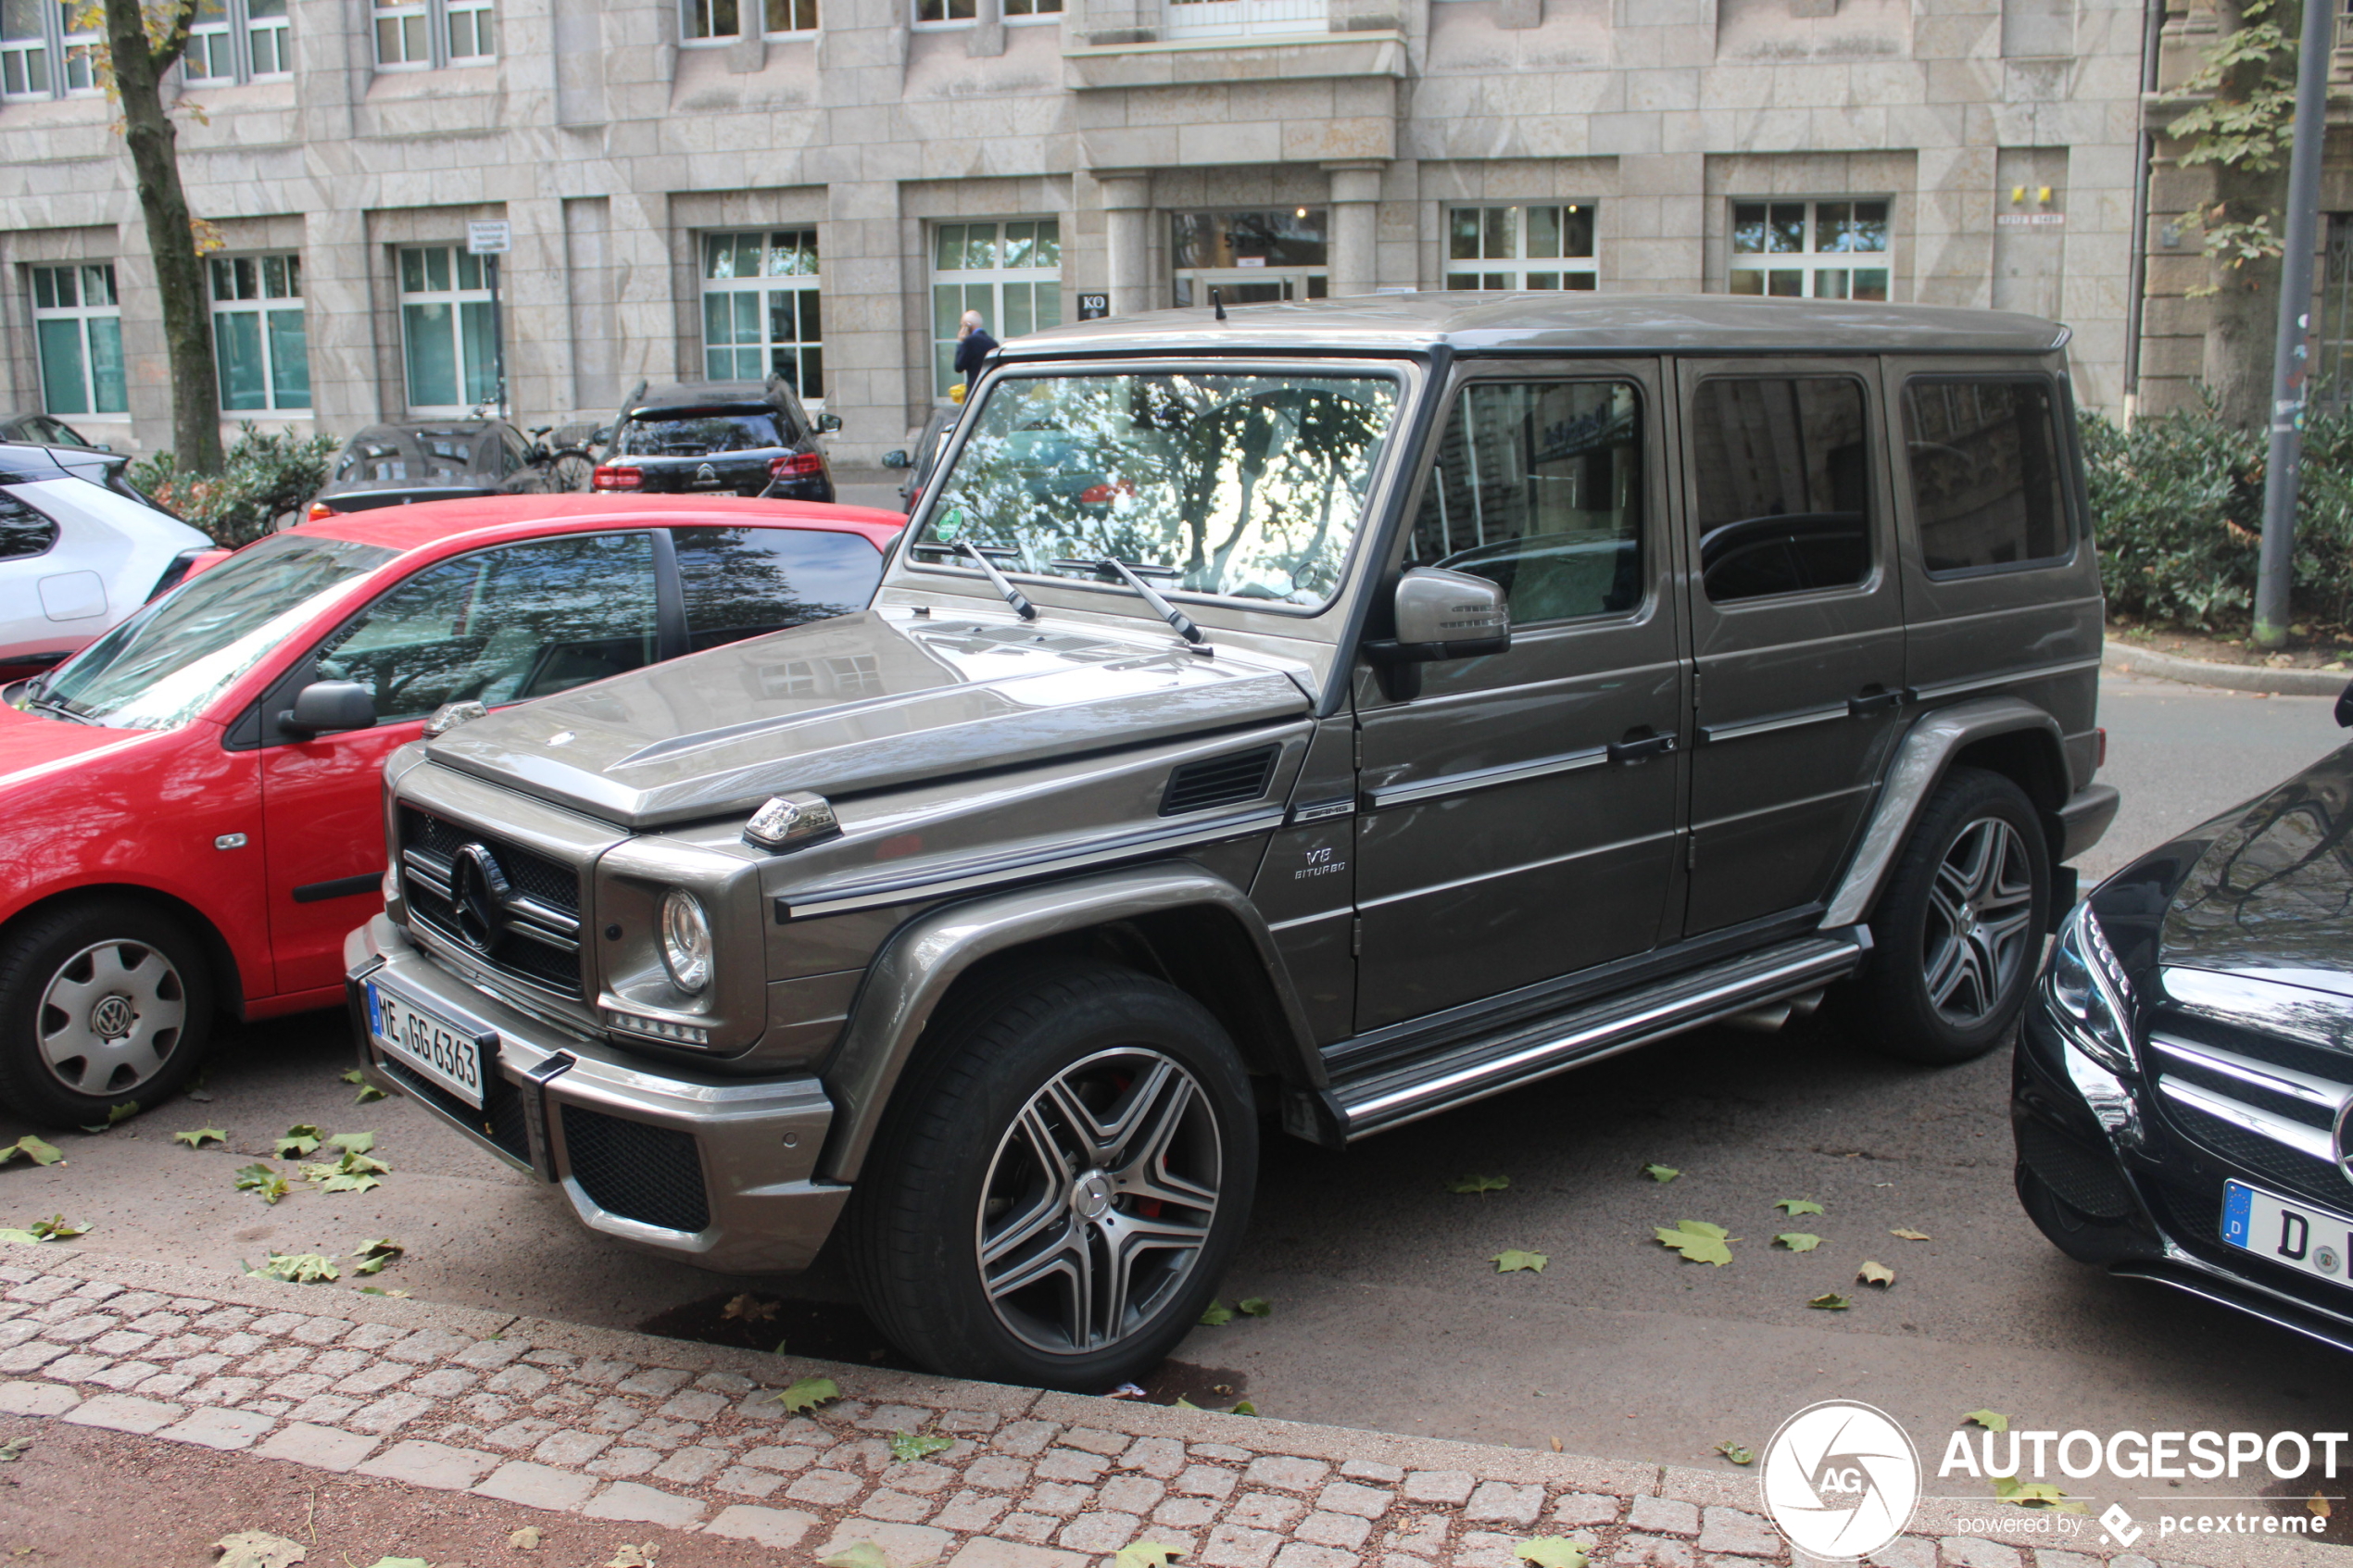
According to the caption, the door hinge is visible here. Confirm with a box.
[1692,669,1702,710]
[1686,837,1697,872]
[1351,916,1362,957]
[1352,724,1363,771]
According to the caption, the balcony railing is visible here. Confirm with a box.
[1161,0,1327,39]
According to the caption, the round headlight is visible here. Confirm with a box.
[660,888,713,994]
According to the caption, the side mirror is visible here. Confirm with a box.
[281,680,377,738]
[2339,678,2353,729]
[881,449,912,470]
[1363,568,1511,700]
[816,412,844,433]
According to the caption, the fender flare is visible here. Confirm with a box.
[1820,696,2067,929]
[813,861,1318,1184]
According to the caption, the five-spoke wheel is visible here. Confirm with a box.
[0,899,213,1126]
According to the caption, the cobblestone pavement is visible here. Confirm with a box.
[0,1250,2333,1568]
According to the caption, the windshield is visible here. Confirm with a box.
[35,533,396,730]
[914,370,1400,608]
[618,411,787,457]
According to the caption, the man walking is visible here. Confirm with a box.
[954,310,999,393]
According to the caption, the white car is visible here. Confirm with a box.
[0,444,210,683]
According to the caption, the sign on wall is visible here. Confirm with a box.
[468,220,513,256]
[1077,293,1110,320]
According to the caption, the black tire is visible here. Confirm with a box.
[1849,766,2050,1065]
[0,899,215,1127]
[842,960,1257,1391]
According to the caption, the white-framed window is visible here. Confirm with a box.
[931,220,1062,398]
[31,264,127,418]
[1004,0,1058,19]
[764,0,817,30]
[57,1,93,89]
[398,245,498,412]
[1444,204,1598,291]
[699,231,824,401]
[912,0,972,25]
[1162,0,1322,39]
[210,254,310,411]
[1172,209,1327,307]
[1729,200,1890,300]
[185,0,291,82]
[375,0,489,67]
[2,0,97,97]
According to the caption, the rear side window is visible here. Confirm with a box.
[1404,380,1644,625]
[673,526,884,653]
[1901,378,2070,574]
[0,495,58,561]
[1690,377,1872,604]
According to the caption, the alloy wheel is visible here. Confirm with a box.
[1921,817,2035,1025]
[36,939,186,1097]
[975,1047,1222,1356]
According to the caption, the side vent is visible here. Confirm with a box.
[1161,745,1280,816]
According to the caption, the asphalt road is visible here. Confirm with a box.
[7,668,2351,1512]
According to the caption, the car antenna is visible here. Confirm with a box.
[1211,288,1227,321]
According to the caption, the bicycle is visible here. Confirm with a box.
[525,423,599,493]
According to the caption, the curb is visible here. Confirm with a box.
[2103,643,2350,697]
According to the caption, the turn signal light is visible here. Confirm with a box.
[307,501,336,521]
[593,464,642,490]
[769,452,824,479]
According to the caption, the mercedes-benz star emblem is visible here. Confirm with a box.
[450,842,511,951]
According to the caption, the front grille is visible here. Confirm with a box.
[398,806,585,997]
[401,809,579,916]
[561,1106,711,1233]
[378,1053,533,1164]
[2149,1025,2353,1213]
[1162,746,1280,816]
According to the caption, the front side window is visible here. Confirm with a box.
[398,245,497,412]
[316,533,658,721]
[375,0,488,66]
[919,370,1400,609]
[1730,200,1889,300]
[1901,378,2070,575]
[673,526,884,652]
[932,220,1062,398]
[184,0,289,82]
[31,264,126,418]
[1404,381,1642,625]
[1171,210,1327,308]
[211,254,310,410]
[1691,377,1873,604]
[700,231,823,400]
[1445,205,1598,293]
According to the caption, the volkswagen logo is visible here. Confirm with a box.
[450,843,511,951]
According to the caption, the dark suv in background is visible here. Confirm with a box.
[595,379,839,502]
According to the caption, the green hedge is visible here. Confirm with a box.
[132,425,340,548]
[2084,405,2353,634]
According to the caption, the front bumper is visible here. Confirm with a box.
[346,915,847,1274]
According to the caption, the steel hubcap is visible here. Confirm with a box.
[1921,817,2034,1026]
[975,1047,1222,1357]
[37,940,185,1097]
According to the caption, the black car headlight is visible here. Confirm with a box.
[2048,901,2135,1073]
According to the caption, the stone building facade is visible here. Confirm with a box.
[0,0,2144,463]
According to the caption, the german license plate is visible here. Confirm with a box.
[2221,1179,2353,1289]
[365,978,489,1108]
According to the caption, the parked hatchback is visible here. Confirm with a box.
[0,495,901,1126]
[595,379,840,502]
[0,442,209,684]
[309,420,554,520]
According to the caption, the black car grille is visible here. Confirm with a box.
[397,807,585,997]
[561,1106,711,1234]
[378,1053,533,1164]
[2148,1022,2353,1214]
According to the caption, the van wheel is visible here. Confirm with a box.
[1851,767,2049,1065]
[0,900,215,1127]
[843,961,1256,1392]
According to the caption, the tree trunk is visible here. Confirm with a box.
[100,0,221,475]
[2199,0,2293,431]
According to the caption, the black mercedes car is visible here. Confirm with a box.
[2017,689,2353,1352]
[594,378,839,502]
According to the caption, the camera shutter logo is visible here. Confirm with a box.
[1760,1399,1921,1560]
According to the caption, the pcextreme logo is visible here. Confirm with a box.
[1759,1400,1923,1561]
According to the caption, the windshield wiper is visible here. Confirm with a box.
[913,539,1037,621]
[22,692,93,725]
[1053,558,1208,648]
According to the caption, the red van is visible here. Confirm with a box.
[0,495,902,1125]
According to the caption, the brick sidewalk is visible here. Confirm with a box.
[0,1249,2333,1568]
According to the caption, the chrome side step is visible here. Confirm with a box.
[1295,930,1870,1144]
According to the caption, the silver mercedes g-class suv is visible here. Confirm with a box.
[349,294,2118,1389]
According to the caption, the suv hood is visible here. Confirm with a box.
[423,608,1315,828]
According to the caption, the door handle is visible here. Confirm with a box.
[1847,688,1909,718]
[1608,732,1678,764]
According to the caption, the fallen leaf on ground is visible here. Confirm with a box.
[273,1125,322,1159]
[0,1136,62,1169]
[508,1524,545,1549]
[1447,1174,1509,1195]
[1807,1293,1851,1311]
[723,1293,778,1322]
[1199,1301,1235,1326]
[1773,1198,1823,1216]
[362,1559,430,1568]
[1856,1260,1895,1287]
[352,1238,403,1274]
[234,1163,290,1204]
[889,1430,954,1461]
[1492,1249,1548,1273]
[315,1173,382,1195]
[2309,1494,2332,1520]
[1230,1399,1258,1416]
[1772,1233,1821,1252]
[212,1531,307,1568]
[821,1546,892,1568]
[1549,1436,1563,1452]
[605,1549,659,1568]
[1237,1298,1271,1318]
[1640,1163,1680,1183]
[1715,1440,1753,1465]
[1993,1476,2084,1512]
[245,1252,338,1284]
[1512,1537,1590,1568]
[1114,1543,1183,1568]
[1654,1221,1732,1265]
[1890,1228,1931,1241]
[173,1128,228,1148]
[1963,1409,2009,1432]
[78,1102,138,1134]
[341,1069,389,1103]
[0,1437,28,1462]
[774,1375,839,1412]
[327,1131,377,1155]
[27,1217,83,1240]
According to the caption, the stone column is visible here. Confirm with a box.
[1326,162,1385,298]
[1099,171,1152,317]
